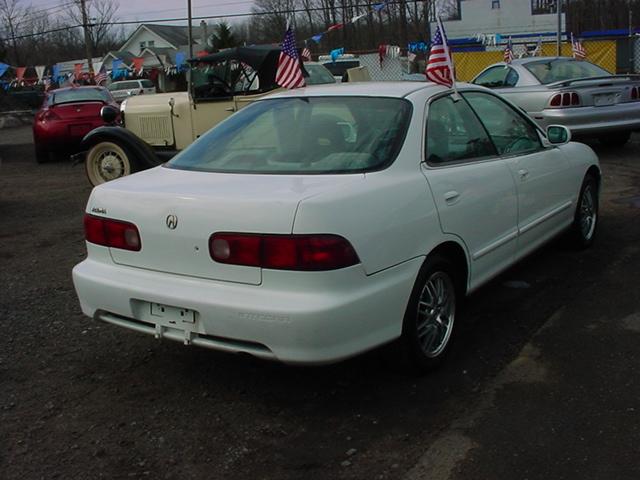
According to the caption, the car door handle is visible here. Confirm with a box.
[518,169,529,179]
[444,191,460,203]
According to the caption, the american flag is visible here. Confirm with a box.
[504,36,514,64]
[301,47,312,61]
[95,68,107,85]
[276,24,305,89]
[572,35,586,59]
[425,18,453,88]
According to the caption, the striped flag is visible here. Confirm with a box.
[95,68,107,85]
[301,47,312,61]
[572,34,586,59]
[276,24,305,89]
[425,17,454,88]
[504,36,514,64]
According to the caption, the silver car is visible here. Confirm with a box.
[472,57,640,146]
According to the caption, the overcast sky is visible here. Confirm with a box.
[114,0,254,26]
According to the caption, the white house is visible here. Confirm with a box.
[101,23,209,92]
[433,0,566,40]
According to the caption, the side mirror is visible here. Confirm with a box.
[547,125,571,145]
[100,105,119,124]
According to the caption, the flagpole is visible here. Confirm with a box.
[436,15,459,99]
[556,0,562,56]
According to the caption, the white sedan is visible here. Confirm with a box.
[72,82,601,370]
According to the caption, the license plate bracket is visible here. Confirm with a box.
[149,302,197,327]
[593,93,617,107]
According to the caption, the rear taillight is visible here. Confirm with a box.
[548,91,581,108]
[41,109,60,121]
[209,233,360,271]
[631,86,639,100]
[84,214,141,251]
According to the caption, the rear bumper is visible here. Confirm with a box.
[531,102,640,135]
[72,253,421,365]
[34,120,104,150]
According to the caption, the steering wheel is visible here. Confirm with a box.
[207,74,233,94]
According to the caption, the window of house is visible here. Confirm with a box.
[139,41,146,49]
[428,0,461,22]
[532,0,559,15]
[492,0,500,9]
[148,40,155,47]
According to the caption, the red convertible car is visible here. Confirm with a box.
[33,86,119,163]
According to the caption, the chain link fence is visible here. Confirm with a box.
[341,37,621,82]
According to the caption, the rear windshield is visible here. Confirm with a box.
[304,64,336,85]
[167,96,412,174]
[525,59,610,84]
[51,88,111,105]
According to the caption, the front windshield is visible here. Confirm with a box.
[304,64,336,85]
[525,59,610,84]
[51,88,111,104]
[167,96,412,174]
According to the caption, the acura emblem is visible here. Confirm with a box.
[166,214,178,230]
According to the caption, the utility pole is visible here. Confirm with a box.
[629,4,634,73]
[556,0,562,56]
[187,0,193,94]
[79,0,94,75]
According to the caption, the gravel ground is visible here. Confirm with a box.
[1,127,639,480]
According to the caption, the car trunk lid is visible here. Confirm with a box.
[88,166,362,285]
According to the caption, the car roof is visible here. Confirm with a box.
[266,81,450,99]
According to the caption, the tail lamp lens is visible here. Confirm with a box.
[209,233,360,271]
[41,109,60,121]
[548,92,580,108]
[84,214,141,251]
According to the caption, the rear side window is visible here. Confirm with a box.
[463,92,542,155]
[426,95,496,165]
[141,80,154,88]
[473,66,519,88]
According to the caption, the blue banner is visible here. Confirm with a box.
[330,48,344,63]
[175,52,186,72]
[0,63,8,78]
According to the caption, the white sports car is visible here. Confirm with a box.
[73,82,601,370]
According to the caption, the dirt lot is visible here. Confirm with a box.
[1,126,640,480]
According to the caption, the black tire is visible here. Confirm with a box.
[35,145,50,164]
[85,140,139,186]
[599,132,630,147]
[568,174,599,249]
[401,255,460,372]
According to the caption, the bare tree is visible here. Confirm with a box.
[0,0,25,64]
[67,0,119,55]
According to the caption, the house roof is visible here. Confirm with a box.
[143,24,196,47]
